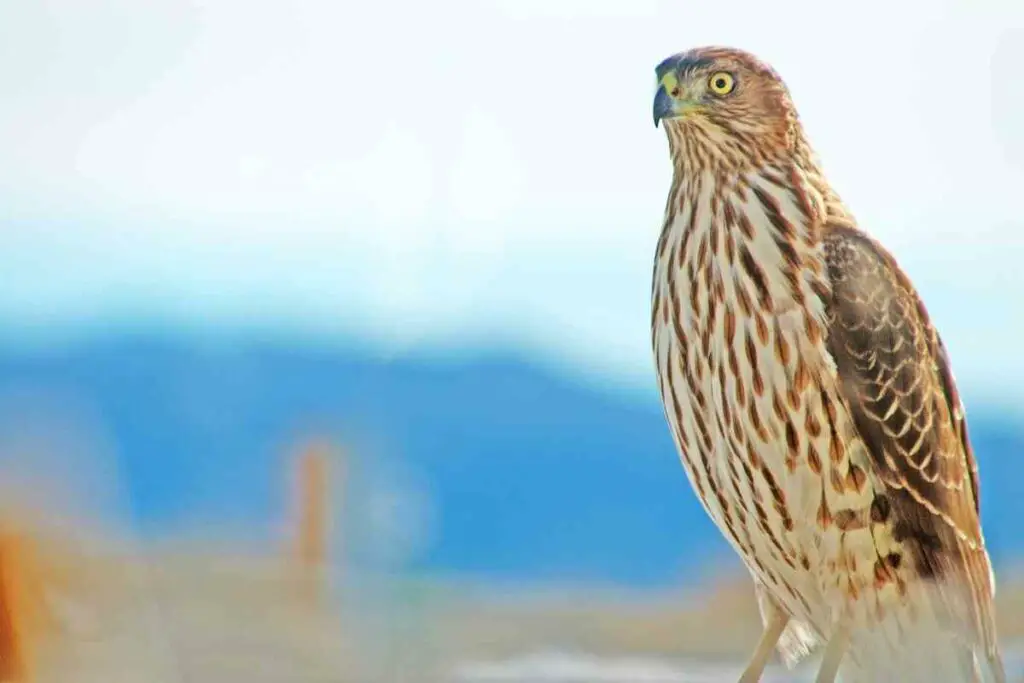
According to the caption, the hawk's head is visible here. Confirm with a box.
[653,46,798,160]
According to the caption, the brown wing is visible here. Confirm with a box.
[822,224,982,548]
[821,223,1000,654]
[933,329,982,520]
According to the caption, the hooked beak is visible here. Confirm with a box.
[652,85,675,127]
[652,71,697,127]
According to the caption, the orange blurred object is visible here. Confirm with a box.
[0,526,45,681]
[291,439,338,603]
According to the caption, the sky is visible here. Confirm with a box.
[0,0,1022,402]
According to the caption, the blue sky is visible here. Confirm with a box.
[0,0,1022,403]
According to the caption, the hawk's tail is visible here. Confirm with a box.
[838,574,1007,683]
[840,637,1002,683]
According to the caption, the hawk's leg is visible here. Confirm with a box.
[737,601,788,683]
[985,647,1007,683]
[813,621,850,683]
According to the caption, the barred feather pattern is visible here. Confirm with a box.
[650,47,1004,683]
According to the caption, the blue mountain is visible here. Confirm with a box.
[0,335,1018,587]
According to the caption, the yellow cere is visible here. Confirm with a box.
[659,71,679,95]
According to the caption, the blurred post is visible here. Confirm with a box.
[289,438,340,604]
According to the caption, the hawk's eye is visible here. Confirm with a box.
[708,71,736,96]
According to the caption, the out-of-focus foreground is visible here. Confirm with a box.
[0,340,1020,683]
[0,442,1021,683]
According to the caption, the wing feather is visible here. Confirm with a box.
[820,223,1001,666]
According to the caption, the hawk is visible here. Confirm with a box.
[650,46,1006,683]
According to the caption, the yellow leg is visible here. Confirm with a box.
[738,605,789,683]
[986,649,1006,683]
[814,621,850,683]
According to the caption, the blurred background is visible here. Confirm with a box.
[0,0,1022,681]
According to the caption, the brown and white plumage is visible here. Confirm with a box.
[649,46,1005,682]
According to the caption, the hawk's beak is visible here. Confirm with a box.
[653,85,675,127]
[653,71,692,127]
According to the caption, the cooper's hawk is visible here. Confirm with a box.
[650,46,1006,683]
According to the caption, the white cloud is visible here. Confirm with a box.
[447,108,523,239]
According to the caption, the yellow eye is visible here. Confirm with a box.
[708,71,735,96]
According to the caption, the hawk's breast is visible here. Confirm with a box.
[652,167,878,633]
